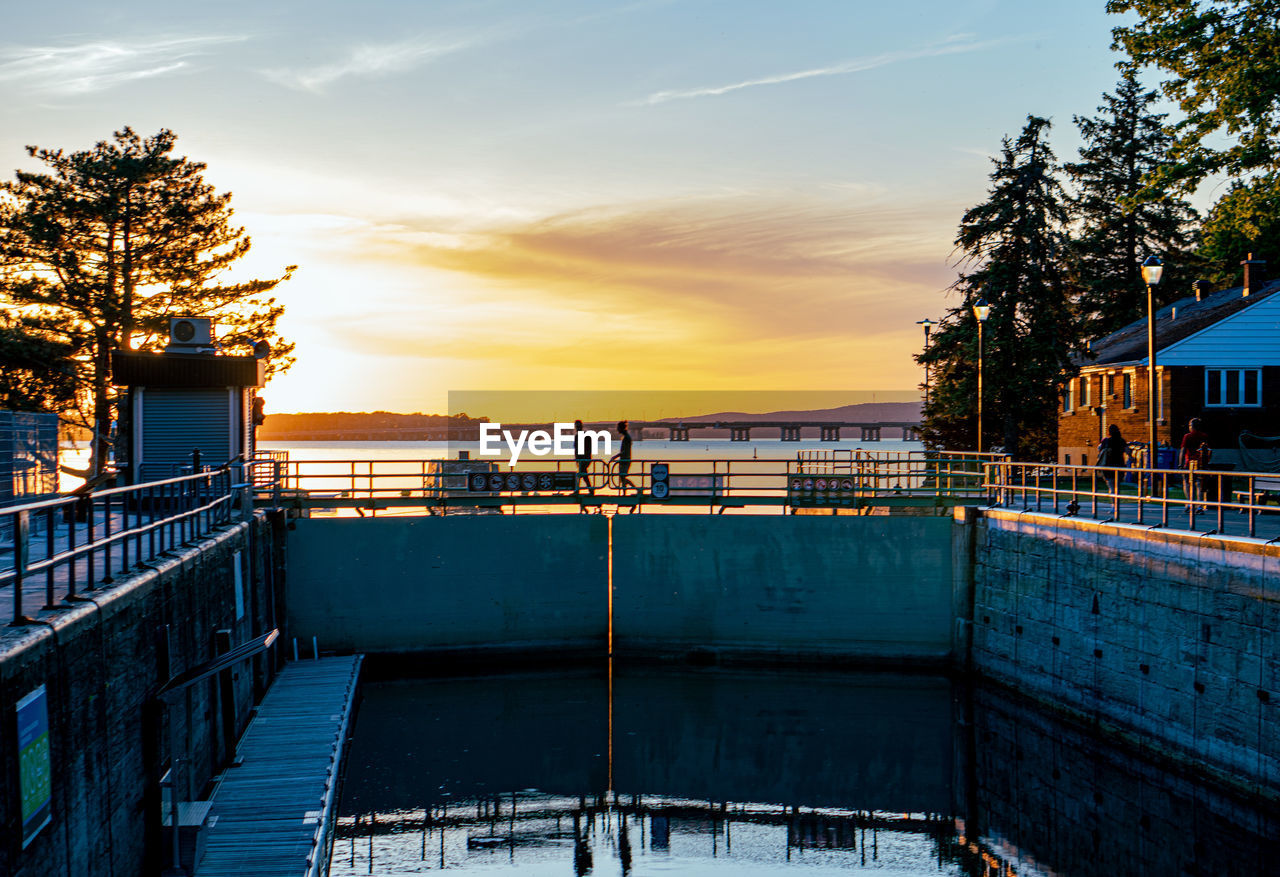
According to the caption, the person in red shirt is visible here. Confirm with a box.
[1179,417,1211,506]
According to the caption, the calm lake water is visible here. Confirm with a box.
[331,667,1279,876]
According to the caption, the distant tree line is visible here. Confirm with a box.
[258,412,486,439]
[920,0,1280,460]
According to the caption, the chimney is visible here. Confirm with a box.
[1193,279,1212,301]
[1242,253,1265,296]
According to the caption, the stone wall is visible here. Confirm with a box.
[970,508,1280,799]
[0,513,279,877]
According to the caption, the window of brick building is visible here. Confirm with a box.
[1123,373,1132,408]
[1205,368,1261,407]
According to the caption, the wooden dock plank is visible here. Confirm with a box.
[198,655,361,877]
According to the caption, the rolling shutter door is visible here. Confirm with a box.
[140,388,232,479]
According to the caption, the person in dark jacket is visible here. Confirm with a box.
[611,420,635,493]
[1096,423,1129,494]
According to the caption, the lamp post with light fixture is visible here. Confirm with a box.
[1142,256,1163,465]
[916,318,936,405]
[973,298,990,453]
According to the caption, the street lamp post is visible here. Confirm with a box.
[973,298,991,453]
[1142,257,1164,467]
[916,318,936,405]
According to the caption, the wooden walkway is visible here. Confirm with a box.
[200,655,363,877]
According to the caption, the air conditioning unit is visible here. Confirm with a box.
[167,317,215,353]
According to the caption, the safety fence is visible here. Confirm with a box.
[983,460,1280,540]
[1,468,237,625]
[243,450,1008,516]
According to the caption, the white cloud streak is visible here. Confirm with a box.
[261,36,478,93]
[639,35,1017,105]
[0,35,245,95]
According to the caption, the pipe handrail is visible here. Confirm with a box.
[2,468,238,624]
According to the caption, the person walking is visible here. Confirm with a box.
[1096,423,1130,498]
[611,420,635,494]
[1179,417,1211,509]
[573,419,595,496]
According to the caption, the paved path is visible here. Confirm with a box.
[200,655,363,877]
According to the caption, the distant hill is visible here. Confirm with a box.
[258,411,485,441]
[657,401,921,423]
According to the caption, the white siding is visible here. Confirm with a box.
[1158,293,1280,366]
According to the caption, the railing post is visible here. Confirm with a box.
[134,482,144,567]
[44,507,56,609]
[87,495,97,587]
[148,486,157,559]
[1248,474,1257,538]
[66,499,79,599]
[102,494,114,584]
[12,510,29,622]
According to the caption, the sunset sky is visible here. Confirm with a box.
[2,1,1131,414]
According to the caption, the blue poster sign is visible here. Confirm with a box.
[17,684,52,847]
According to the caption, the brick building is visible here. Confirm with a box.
[1059,260,1280,466]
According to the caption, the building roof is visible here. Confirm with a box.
[1076,279,1280,368]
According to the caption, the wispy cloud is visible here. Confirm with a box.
[261,35,478,93]
[0,35,245,95]
[344,194,954,343]
[638,34,1016,105]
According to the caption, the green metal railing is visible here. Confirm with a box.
[983,460,1280,540]
[247,451,1008,516]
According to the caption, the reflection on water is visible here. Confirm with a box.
[332,666,1278,876]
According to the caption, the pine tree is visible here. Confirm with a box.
[919,116,1079,460]
[1065,71,1199,339]
[0,128,295,475]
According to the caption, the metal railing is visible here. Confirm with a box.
[983,460,1280,540]
[249,451,1008,515]
[2,468,238,625]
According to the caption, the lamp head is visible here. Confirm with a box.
[1141,256,1163,286]
[972,298,990,322]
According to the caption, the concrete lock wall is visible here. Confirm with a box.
[284,516,609,657]
[970,509,1280,800]
[285,515,962,664]
[0,515,279,877]
[611,516,959,663]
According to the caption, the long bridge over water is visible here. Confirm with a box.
[259,420,922,443]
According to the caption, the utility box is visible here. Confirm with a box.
[112,350,265,482]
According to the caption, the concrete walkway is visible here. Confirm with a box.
[199,655,362,877]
